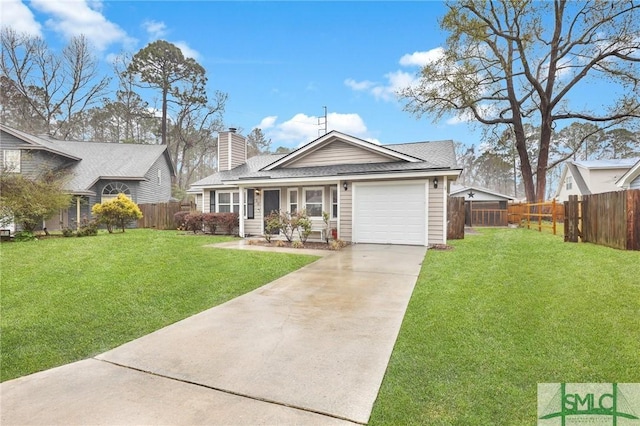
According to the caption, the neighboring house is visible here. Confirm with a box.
[188,129,462,246]
[616,158,640,190]
[450,185,514,226]
[555,158,639,202]
[0,124,175,230]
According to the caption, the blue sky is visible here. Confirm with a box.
[1,1,624,150]
[3,0,480,149]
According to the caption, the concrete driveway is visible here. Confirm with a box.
[1,243,426,425]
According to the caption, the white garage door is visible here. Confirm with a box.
[353,182,426,245]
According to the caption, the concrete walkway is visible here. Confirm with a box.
[1,243,427,425]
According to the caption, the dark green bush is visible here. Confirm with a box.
[14,231,36,242]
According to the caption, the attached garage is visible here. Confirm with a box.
[352,182,427,245]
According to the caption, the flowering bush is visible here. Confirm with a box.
[91,194,142,233]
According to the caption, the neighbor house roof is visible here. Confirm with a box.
[1,124,175,196]
[450,185,514,200]
[566,162,591,195]
[554,157,640,198]
[189,131,459,190]
[616,158,640,188]
[572,158,639,170]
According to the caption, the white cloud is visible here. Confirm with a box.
[0,0,42,35]
[29,0,132,51]
[173,41,200,60]
[345,49,442,103]
[256,116,277,130]
[142,20,167,39]
[399,47,445,67]
[346,70,418,102]
[256,112,377,147]
[344,78,376,91]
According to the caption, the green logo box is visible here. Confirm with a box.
[538,383,640,425]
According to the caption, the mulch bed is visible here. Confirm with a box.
[428,244,455,250]
[246,239,339,250]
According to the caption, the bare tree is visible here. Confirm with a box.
[402,1,640,201]
[247,128,272,158]
[1,29,110,138]
[170,89,227,188]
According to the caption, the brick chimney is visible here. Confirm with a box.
[218,128,247,172]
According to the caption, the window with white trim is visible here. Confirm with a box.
[331,187,338,219]
[3,150,21,173]
[218,191,240,213]
[303,187,323,218]
[289,189,298,214]
[157,169,162,185]
[566,175,573,190]
[102,182,131,202]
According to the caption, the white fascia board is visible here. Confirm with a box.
[223,169,462,187]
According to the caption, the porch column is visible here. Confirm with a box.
[238,186,245,237]
[76,196,81,231]
[442,176,448,244]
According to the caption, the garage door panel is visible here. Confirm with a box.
[353,183,426,245]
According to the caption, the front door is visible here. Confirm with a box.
[263,189,280,234]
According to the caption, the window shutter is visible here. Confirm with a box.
[210,190,216,213]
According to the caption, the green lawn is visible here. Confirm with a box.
[370,228,640,425]
[0,230,318,382]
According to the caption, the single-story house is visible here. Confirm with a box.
[616,158,640,190]
[555,158,639,202]
[0,124,175,230]
[188,129,462,246]
[450,185,514,226]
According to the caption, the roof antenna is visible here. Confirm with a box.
[318,106,327,136]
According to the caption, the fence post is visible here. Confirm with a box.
[538,203,542,232]
[627,190,640,250]
[552,199,556,235]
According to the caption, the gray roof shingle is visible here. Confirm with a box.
[1,124,173,195]
[190,138,458,187]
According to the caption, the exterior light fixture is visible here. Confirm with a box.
[433,177,438,189]
[343,182,348,191]
[255,188,261,196]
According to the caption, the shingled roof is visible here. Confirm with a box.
[190,136,458,188]
[1,124,174,195]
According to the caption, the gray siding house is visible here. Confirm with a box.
[189,129,462,246]
[1,124,175,230]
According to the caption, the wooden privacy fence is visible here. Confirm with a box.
[468,208,509,226]
[508,200,564,235]
[565,190,640,251]
[447,197,465,239]
[137,201,195,230]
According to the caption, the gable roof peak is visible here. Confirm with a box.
[261,131,423,171]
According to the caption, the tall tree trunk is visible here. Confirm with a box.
[161,85,168,145]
